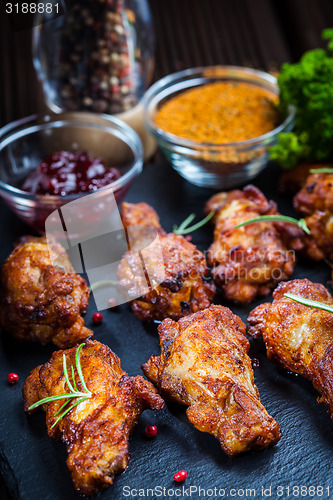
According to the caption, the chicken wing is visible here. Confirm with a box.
[117,202,215,321]
[293,171,333,262]
[205,185,303,303]
[23,339,164,496]
[142,305,280,456]
[0,236,92,348]
[247,278,333,419]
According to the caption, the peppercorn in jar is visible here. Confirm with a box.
[34,0,154,115]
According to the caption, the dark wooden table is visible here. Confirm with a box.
[1,1,333,498]
[2,0,333,127]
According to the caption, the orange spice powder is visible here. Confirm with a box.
[155,81,280,144]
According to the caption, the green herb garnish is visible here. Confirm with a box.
[173,211,214,235]
[284,293,333,314]
[28,343,91,429]
[310,168,333,174]
[234,215,310,234]
[269,29,333,169]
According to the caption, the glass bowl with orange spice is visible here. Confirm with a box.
[143,66,295,188]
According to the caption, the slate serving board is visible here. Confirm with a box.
[0,161,332,500]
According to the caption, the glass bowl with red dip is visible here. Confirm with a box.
[0,112,143,232]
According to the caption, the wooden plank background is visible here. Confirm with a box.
[1,0,333,127]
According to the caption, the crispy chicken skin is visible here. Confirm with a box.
[23,339,164,496]
[205,185,303,303]
[120,201,162,235]
[247,279,333,418]
[117,202,215,321]
[142,305,280,456]
[0,236,92,348]
[293,171,333,261]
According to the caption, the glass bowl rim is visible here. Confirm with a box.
[143,65,295,150]
[0,112,143,201]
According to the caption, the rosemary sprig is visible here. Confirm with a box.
[28,343,92,429]
[173,211,214,235]
[174,213,195,234]
[234,215,310,235]
[310,168,333,174]
[284,293,333,313]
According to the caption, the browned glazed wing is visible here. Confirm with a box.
[120,201,163,234]
[23,339,164,496]
[142,305,280,456]
[205,185,303,303]
[0,236,92,348]
[294,171,333,262]
[248,279,333,418]
[118,202,215,321]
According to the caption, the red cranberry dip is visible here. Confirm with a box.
[23,151,122,196]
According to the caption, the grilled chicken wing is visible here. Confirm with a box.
[142,305,280,456]
[293,170,333,262]
[23,339,164,496]
[205,185,303,303]
[117,202,215,321]
[0,236,92,348]
[248,279,333,419]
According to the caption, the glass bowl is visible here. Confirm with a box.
[143,66,295,189]
[0,112,143,233]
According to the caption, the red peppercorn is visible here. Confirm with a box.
[92,312,103,324]
[7,373,19,384]
[145,425,157,438]
[173,470,187,482]
[119,69,129,79]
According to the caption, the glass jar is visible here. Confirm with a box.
[33,0,156,159]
